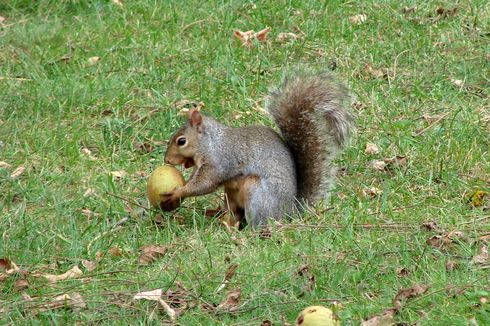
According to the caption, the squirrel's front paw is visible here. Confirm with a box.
[158,189,183,211]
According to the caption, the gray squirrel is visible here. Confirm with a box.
[162,69,354,228]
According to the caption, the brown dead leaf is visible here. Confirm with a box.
[276,32,300,43]
[14,278,29,290]
[473,245,489,264]
[134,140,154,154]
[95,251,104,261]
[421,221,441,232]
[362,308,396,326]
[362,187,383,198]
[10,166,25,179]
[363,64,389,79]
[0,258,19,273]
[217,288,241,311]
[372,160,387,171]
[224,263,239,281]
[81,147,96,160]
[402,6,417,14]
[450,78,464,87]
[110,170,127,180]
[37,292,86,312]
[108,244,123,257]
[396,267,410,277]
[83,188,96,197]
[446,260,458,271]
[435,6,458,17]
[134,288,177,322]
[138,245,167,265]
[43,265,83,283]
[81,259,97,272]
[383,156,408,168]
[349,14,367,25]
[174,99,205,116]
[87,56,100,66]
[233,27,270,47]
[0,161,11,169]
[426,235,451,248]
[364,142,380,155]
[134,288,163,301]
[261,320,272,326]
[393,284,429,310]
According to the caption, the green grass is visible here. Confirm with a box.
[1,0,489,324]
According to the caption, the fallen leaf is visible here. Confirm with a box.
[81,147,96,160]
[402,6,417,14]
[420,221,441,232]
[112,0,123,6]
[217,288,241,311]
[134,288,163,301]
[233,27,271,47]
[134,141,154,154]
[473,245,489,264]
[363,64,389,79]
[10,166,25,178]
[446,260,458,271]
[95,251,104,261]
[450,78,464,87]
[81,208,96,218]
[0,16,5,24]
[224,263,239,281]
[14,278,29,290]
[435,6,458,17]
[261,320,272,326]
[138,245,167,265]
[108,244,123,257]
[362,187,383,198]
[467,190,488,207]
[383,156,408,168]
[87,56,100,66]
[0,258,20,274]
[349,14,367,25]
[0,161,11,169]
[372,160,387,171]
[110,170,127,180]
[276,32,299,43]
[81,259,97,272]
[38,292,86,312]
[364,143,379,155]
[134,288,177,322]
[83,188,96,197]
[42,265,83,283]
[396,267,410,277]
[362,308,396,326]
[393,284,429,310]
[174,99,205,116]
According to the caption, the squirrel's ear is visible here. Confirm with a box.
[189,109,203,132]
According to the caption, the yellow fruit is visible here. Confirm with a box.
[295,306,340,326]
[147,166,185,211]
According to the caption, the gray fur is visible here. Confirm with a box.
[266,70,354,205]
[166,70,354,227]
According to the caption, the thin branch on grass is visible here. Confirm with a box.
[413,112,451,136]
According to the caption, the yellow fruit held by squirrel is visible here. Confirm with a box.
[295,306,340,326]
[147,166,185,211]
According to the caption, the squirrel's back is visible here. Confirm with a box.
[266,70,354,205]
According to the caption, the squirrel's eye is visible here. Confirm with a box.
[177,137,187,146]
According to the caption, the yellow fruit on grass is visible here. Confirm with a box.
[295,306,340,326]
[147,166,185,211]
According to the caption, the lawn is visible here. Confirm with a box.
[0,0,489,325]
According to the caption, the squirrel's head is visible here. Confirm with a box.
[164,109,203,169]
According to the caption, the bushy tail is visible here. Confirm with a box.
[266,70,354,204]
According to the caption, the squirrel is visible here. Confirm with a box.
[162,70,354,228]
